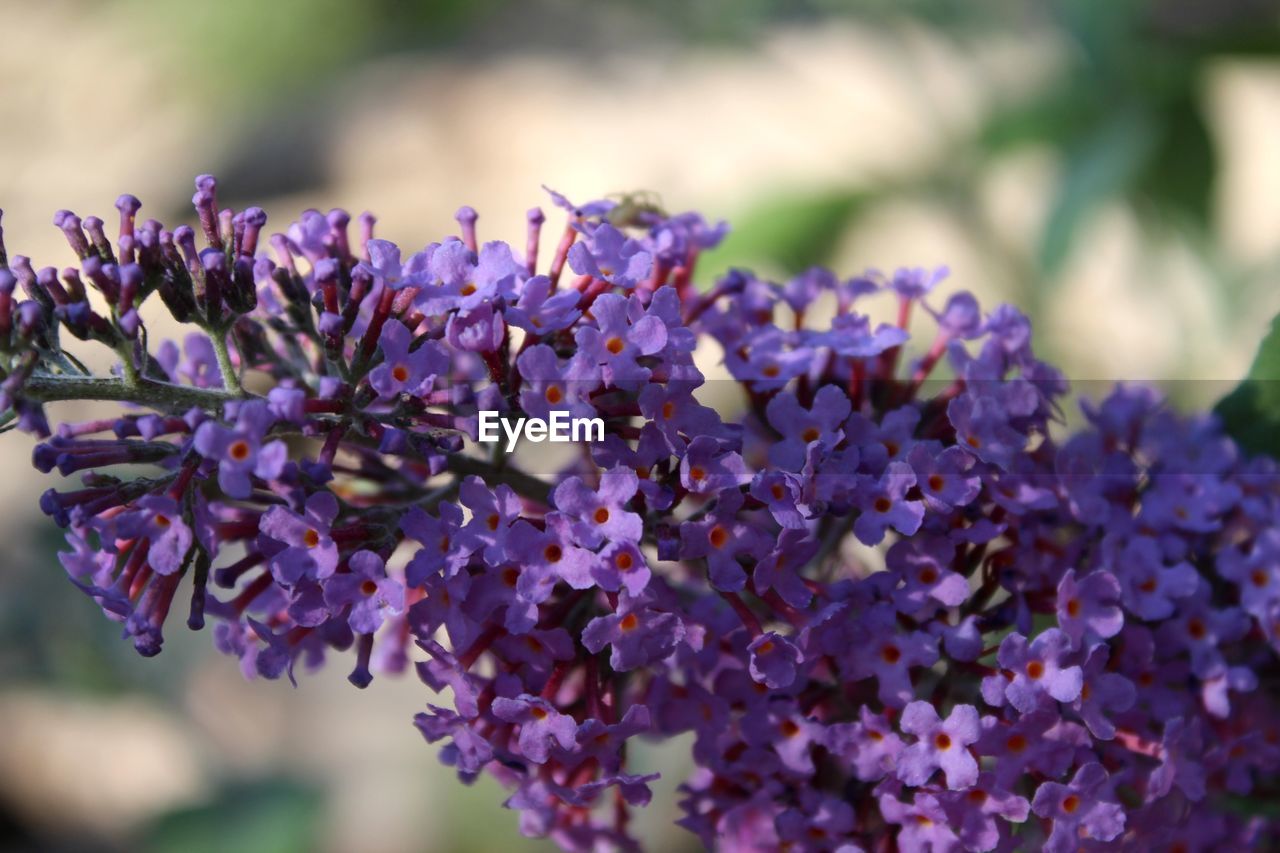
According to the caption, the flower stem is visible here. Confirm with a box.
[23,374,245,411]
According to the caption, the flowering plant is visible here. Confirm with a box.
[2,177,1279,851]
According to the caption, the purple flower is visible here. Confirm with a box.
[1109,536,1198,620]
[906,442,981,512]
[581,597,685,672]
[989,629,1083,713]
[193,401,287,498]
[506,517,596,598]
[679,436,749,495]
[765,386,850,471]
[886,534,970,611]
[847,604,940,708]
[824,707,904,782]
[359,238,431,290]
[491,694,578,764]
[947,393,1026,469]
[679,488,769,591]
[505,275,581,334]
[853,461,924,545]
[1072,643,1135,740]
[897,701,981,789]
[323,550,405,634]
[567,222,652,287]
[370,319,449,399]
[401,502,472,584]
[591,541,650,597]
[1031,763,1126,853]
[515,345,599,422]
[747,632,802,690]
[552,467,643,549]
[575,292,667,386]
[1056,569,1124,648]
[258,491,340,585]
[938,772,1029,852]
[879,792,960,851]
[108,495,193,575]
[457,477,522,566]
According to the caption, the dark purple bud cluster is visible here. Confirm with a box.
[2,180,1280,851]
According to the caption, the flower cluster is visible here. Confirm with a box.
[3,178,1280,851]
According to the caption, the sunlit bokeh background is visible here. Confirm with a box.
[3,1,1280,850]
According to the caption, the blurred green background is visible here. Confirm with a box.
[2,0,1280,850]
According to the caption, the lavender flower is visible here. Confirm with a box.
[6,178,1280,851]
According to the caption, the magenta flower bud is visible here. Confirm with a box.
[192,188,222,250]
[240,206,267,258]
[53,209,90,259]
[327,208,351,260]
[115,193,141,239]
[82,215,112,260]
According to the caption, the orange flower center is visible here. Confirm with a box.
[229,440,251,462]
[303,528,321,548]
[594,507,610,524]
[391,364,409,383]
[619,613,640,632]
[605,336,625,355]
[545,385,563,404]
[360,579,378,596]
[709,525,729,549]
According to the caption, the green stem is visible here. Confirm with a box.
[209,325,244,396]
[23,374,246,412]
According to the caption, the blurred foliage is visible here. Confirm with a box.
[142,778,322,853]
[1215,314,1280,457]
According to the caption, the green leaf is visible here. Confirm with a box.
[1038,108,1156,275]
[703,189,874,278]
[1133,94,1215,228]
[143,778,323,853]
[1214,313,1280,457]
